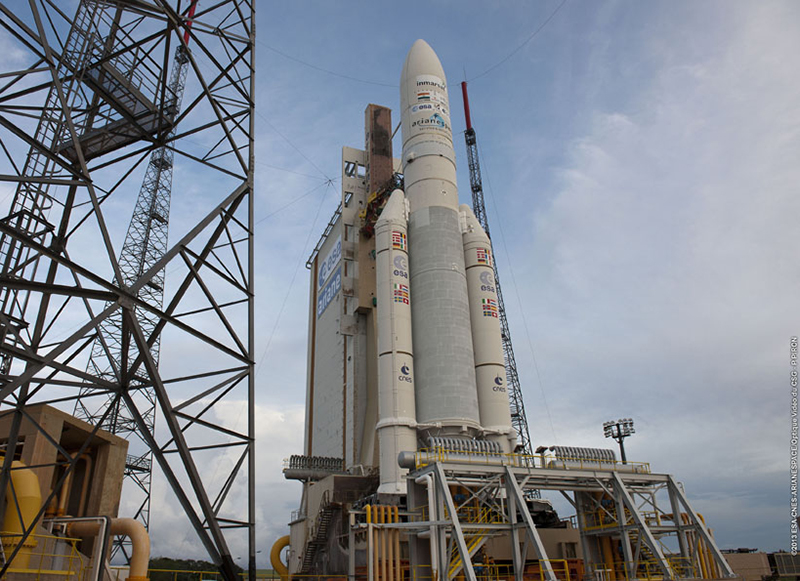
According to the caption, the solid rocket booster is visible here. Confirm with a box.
[400,40,481,434]
[375,189,418,494]
[461,205,515,453]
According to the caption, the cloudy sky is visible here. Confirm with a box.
[234,0,796,559]
[2,0,796,566]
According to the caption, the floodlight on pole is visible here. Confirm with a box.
[603,418,635,464]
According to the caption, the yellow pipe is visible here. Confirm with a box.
[67,518,150,581]
[76,454,93,517]
[45,495,58,518]
[1,458,42,569]
[393,506,401,581]
[381,506,389,581]
[592,490,616,581]
[269,535,290,581]
[54,452,92,517]
[57,467,73,517]
[600,536,616,581]
[384,506,394,581]
[684,513,710,579]
[373,512,379,581]
[662,513,697,578]
[696,514,719,579]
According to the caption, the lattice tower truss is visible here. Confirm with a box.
[462,92,534,461]
[72,18,193,561]
[0,2,256,579]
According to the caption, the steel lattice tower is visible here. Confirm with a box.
[73,30,193,560]
[0,1,256,579]
[460,82,535,459]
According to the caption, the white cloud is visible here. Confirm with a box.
[503,1,799,549]
[140,402,305,566]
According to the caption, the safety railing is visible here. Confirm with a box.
[524,559,575,581]
[412,447,650,474]
[582,506,633,531]
[406,559,575,581]
[667,556,698,579]
[589,557,699,581]
[538,455,650,474]
[447,506,505,578]
[280,560,576,581]
[112,570,286,581]
[1,532,86,580]
[411,501,504,526]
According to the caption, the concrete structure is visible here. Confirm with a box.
[0,404,128,520]
[0,404,130,578]
[302,104,401,468]
[724,551,772,581]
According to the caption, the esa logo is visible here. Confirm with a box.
[398,363,413,383]
[319,261,329,283]
[492,375,506,392]
[412,104,433,113]
[393,255,408,279]
[479,270,495,292]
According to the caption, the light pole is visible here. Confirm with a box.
[604,418,635,464]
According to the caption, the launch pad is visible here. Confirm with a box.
[286,446,734,580]
[276,40,735,581]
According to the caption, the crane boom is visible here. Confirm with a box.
[460,81,534,459]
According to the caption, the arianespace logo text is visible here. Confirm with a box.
[411,113,449,131]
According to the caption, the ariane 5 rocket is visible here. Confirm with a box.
[376,40,515,494]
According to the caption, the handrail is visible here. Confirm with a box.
[412,447,651,473]
[0,532,86,580]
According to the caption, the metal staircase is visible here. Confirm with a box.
[448,505,496,578]
[300,491,338,574]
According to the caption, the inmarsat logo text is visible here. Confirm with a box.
[416,79,445,91]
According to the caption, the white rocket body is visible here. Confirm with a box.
[461,205,515,453]
[374,41,516,488]
[400,39,481,436]
[375,190,418,494]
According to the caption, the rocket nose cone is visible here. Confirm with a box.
[401,39,446,84]
[408,39,434,59]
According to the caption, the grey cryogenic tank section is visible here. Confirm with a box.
[400,40,480,435]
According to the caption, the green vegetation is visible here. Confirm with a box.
[148,557,245,581]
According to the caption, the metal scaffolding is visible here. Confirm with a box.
[398,450,736,581]
[0,1,255,579]
[72,14,195,560]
